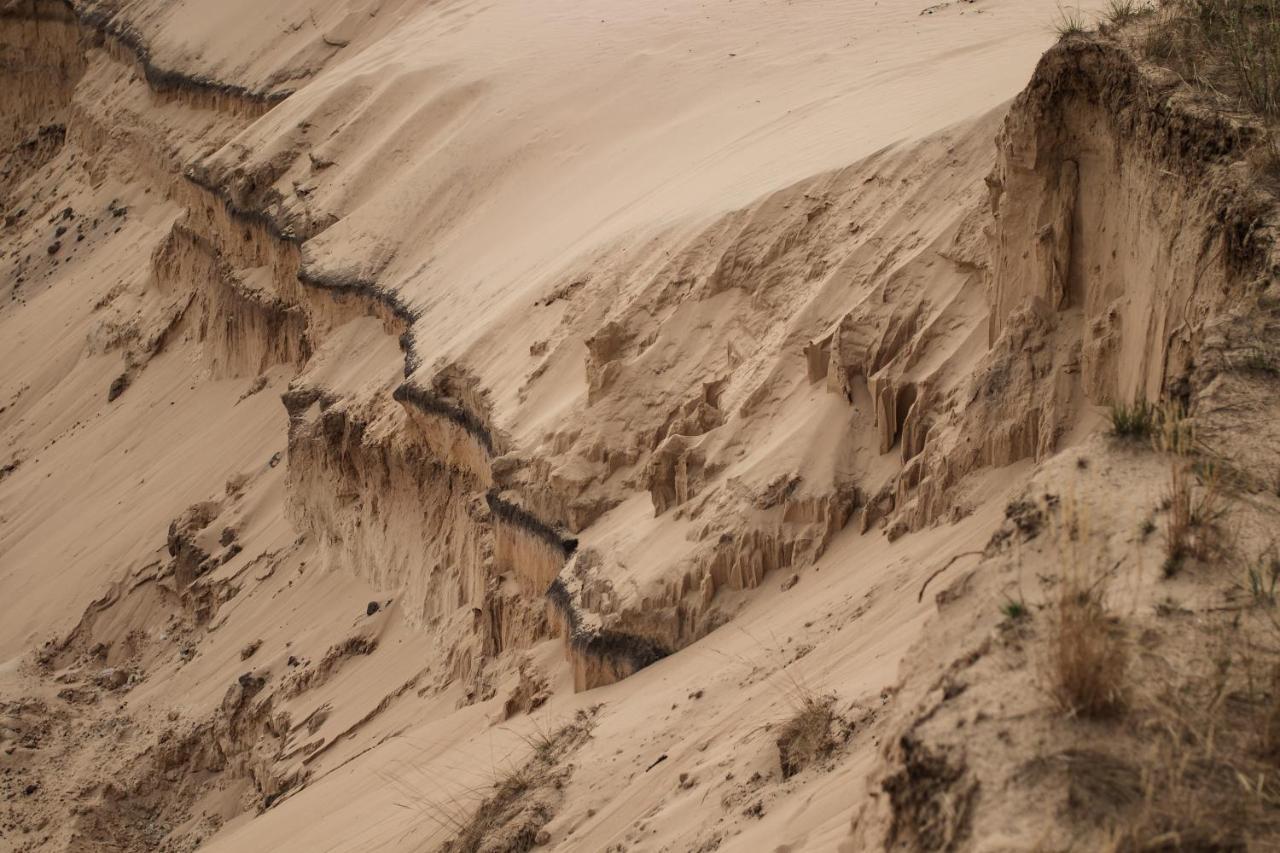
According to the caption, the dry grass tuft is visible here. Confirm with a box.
[381,709,598,853]
[439,712,597,853]
[1049,574,1128,718]
[1103,0,1149,28]
[1105,618,1280,849]
[1157,406,1226,576]
[1145,0,1280,119]
[1046,500,1128,718]
[1246,544,1280,606]
[1108,399,1157,441]
[776,692,841,779]
[443,763,553,853]
[1054,3,1092,38]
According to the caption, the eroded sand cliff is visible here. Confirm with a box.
[3,0,1280,850]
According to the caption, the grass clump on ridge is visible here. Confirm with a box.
[1054,3,1092,38]
[1104,0,1149,27]
[381,709,597,853]
[1244,545,1280,606]
[1107,400,1157,441]
[776,691,841,779]
[1105,614,1280,848]
[1044,501,1128,719]
[1000,598,1029,622]
[1144,0,1280,119]
[1049,573,1128,717]
[1155,405,1225,577]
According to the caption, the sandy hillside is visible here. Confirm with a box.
[4,0,1280,850]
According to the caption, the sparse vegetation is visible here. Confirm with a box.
[1162,450,1193,576]
[1108,400,1156,441]
[1144,0,1280,119]
[387,710,597,853]
[1000,598,1029,622]
[1246,547,1280,606]
[1054,3,1091,38]
[1103,0,1146,27]
[1049,574,1127,717]
[1046,504,1127,718]
[776,692,841,779]
[1107,617,1280,848]
[1156,407,1225,576]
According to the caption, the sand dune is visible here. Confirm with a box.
[5,0,1280,850]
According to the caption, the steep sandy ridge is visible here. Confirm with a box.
[849,30,1280,848]
[153,0,1087,686]
[0,0,1077,676]
[4,0,1280,851]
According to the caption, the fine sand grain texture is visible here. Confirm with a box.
[10,0,1280,851]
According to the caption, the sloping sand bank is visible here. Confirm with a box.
[6,0,1280,851]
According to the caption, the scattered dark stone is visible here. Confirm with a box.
[75,233,84,242]
[107,373,130,402]
[780,573,799,592]
[23,784,37,796]
[238,672,266,693]
[60,207,72,220]
[240,639,262,660]
[46,241,60,255]
[110,206,127,218]
[287,655,299,667]
[54,225,66,237]
[220,527,237,546]
[268,451,282,468]
[366,601,380,616]
[645,754,668,772]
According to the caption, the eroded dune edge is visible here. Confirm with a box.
[3,0,1280,850]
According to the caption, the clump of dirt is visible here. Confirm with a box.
[881,734,977,851]
[1,654,296,853]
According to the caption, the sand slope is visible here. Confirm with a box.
[30,1,1280,852]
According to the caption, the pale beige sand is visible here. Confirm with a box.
[20,0,1260,852]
